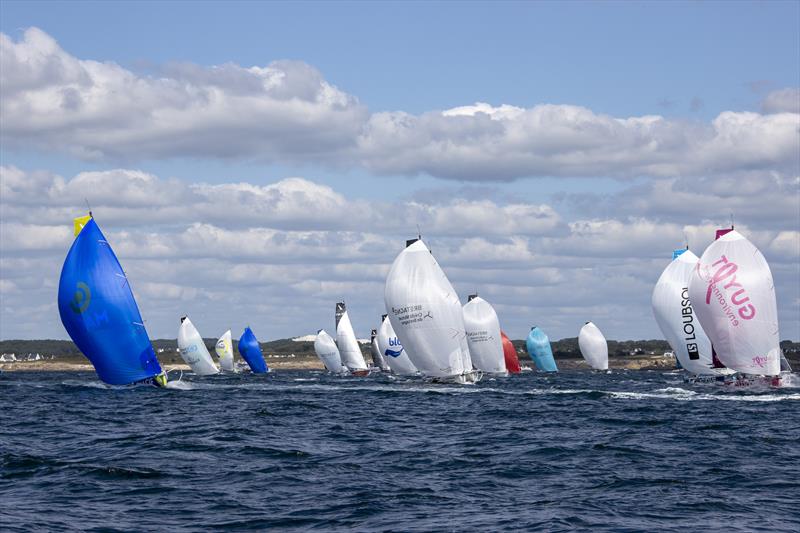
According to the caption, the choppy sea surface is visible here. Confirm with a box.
[1,369,799,532]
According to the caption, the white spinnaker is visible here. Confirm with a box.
[336,311,368,371]
[578,322,608,370]
[377,315,418,376]
[688,230,781,376]
[177,317,219,376]
[314,330,345,373]
[652,251,732,376]
[462,296,507,375]
[370,336,390,371]
[384,239,471,379]
[215,330,236,372]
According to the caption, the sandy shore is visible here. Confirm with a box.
[1,355,677,373]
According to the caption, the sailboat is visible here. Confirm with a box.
[500,331,521,374]
[335,302,370,376]
[377,314,419,376]
[177,316,219,376]
[462,294,507,376]
[314,329,347,373]
[688,229,784,385]
[238,327,268,374]
[58,215,167,387]
[215,330,236,372]
[578,321,609,371]
[652,248,732,379]
[384,238,474,383]
[369,328,390,371]
[525,326,559,372]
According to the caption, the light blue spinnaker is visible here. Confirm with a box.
[238,327,268,373]
[525,327,558,372]
[58,217,164,386]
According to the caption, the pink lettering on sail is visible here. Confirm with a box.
[703,255,756,322]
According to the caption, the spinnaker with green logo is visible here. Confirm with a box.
[58,215,165,386]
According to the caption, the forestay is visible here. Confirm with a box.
[384,239,472,379]
[58,216,164,386]
[377,314,418,376]
[578,322,609,371]
[688,230,781,376]
[462,295,507,375]
[177,316,219,376]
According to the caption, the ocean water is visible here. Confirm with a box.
[1,369,799,532]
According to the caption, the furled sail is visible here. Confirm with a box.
[578,321,609,370]
[177,316,219,375]
[525,326,559,372]
[688,230,781,376]
[335,302,369,372]
[500,331,521,374]
[462,295,507,375]
[238,327,268,373]
[58,216,164,386]
[652,249,730,376]
[370,328,390,371]
[384,239,472,379]
[377,314,418,376]
[215,330,236,372]
[314,329,346,373]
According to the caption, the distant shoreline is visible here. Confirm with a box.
[1,355,682,373]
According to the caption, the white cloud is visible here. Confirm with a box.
[761,88,800,114]
[1,165,797,342]
[1,28,797,182]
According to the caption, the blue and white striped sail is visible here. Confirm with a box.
[58,217,164,385]
[238,327,268,373]
[525,327,558,372]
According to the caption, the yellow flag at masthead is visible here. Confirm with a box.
[73,215,92,237]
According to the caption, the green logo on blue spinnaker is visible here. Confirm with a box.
[69,282,91,314]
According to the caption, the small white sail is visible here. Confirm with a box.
[314,329,345,373]
[652,251,732,376]
[578,321,608,370]
[177,316,219,376]
[384,239,471,380]
[462,295,507,375]
[335,305,368,372]
[377,314,418,376]
[688,230,781,376]
[215,330,236,372]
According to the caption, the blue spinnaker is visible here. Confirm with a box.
[58,218,163,385]
[525,327,558,372]
[238,327,268,373]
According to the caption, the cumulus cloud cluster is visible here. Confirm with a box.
[1,166,797,342]
[2,28,798,181]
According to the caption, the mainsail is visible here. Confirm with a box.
[525,326,559,372]
[500,331,521,374]
[384,239,472,380]
[215,330,236,372]
[335,302,369,372]
[377,314,418,376]
[58,216,164,386]
[370,328,390,371]
[462,295,507,375]
[652,249,730,376]
[314,329,346,373]
[688,230,781,376]
[578,321,609,370]
[177,316,219,376]
[238,327,268,373]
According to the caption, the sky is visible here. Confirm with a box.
[1,0,798,343]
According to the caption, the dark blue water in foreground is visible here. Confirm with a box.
[1,370,799,532]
